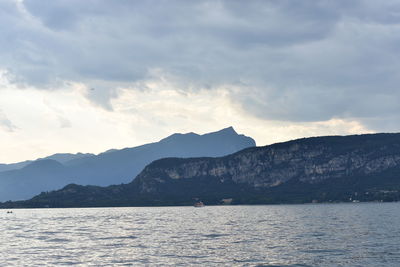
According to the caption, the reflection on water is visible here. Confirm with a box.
[1,203,400,266]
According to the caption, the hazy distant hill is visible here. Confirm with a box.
[41,153,95,164]
[6,132,400,208]
[0,161,32,173]
[0,153,93,172]
[0,127,255,201]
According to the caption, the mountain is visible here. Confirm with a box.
[0,127,255,201]
[40,153,95,164]
[0,161,32,172]
[0,152,93,172]
[4,132,400,208]
[0,160,71,204]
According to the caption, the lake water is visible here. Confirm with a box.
[1,203,400,266]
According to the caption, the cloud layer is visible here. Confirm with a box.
[0,0,399,162]
[0,76,371,163]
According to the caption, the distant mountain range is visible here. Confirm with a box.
[3,132,400,208]
[0,127,255,201]
[0,153,94,172]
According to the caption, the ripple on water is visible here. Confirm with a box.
[47,238,71,243]
[202,233,230,238]
[97,235,138,240]
[1,203,400,266]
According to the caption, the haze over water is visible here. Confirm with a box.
[1,203,400,266]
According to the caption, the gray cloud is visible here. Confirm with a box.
[1,0,400,131]
[57,115,71,128]
[0,110,18,132]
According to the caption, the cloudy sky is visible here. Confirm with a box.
[1,0,399,163]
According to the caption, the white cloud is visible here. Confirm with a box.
[0,73,373,163]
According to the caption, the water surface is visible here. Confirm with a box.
[1,203,400,266]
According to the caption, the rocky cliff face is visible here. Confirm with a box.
[134,134,400,193]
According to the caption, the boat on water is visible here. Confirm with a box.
[194,201,205,207]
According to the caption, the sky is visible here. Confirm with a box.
[1,0,399,163]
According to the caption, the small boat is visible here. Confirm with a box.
[194,201,205,207]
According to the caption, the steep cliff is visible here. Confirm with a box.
[134,133,400,194]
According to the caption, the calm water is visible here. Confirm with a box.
[1,203,400,266]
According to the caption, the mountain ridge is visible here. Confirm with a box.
[0,127,255,201]
[3,132,400,208]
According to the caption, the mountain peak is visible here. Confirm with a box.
[213,126,237,135]
[160,132,199,143]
